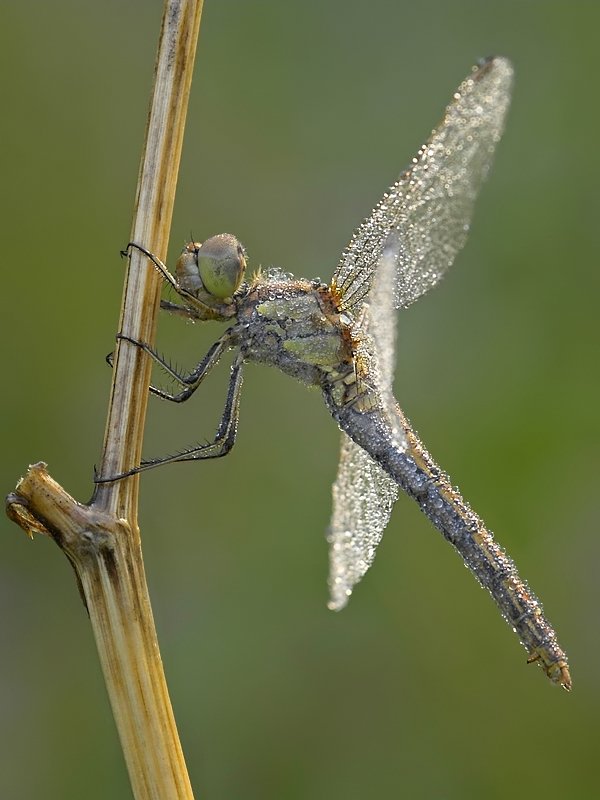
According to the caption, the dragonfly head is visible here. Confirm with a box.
[176,234,247,301]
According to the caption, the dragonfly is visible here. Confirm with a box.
[99,57,571,689]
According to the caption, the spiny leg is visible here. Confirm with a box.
[111,330,235,403]
[122,241,179,293]
[160,299,203,320]
[95,349,245,482]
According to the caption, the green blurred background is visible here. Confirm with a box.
[2,1,598,797]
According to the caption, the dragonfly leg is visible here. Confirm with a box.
[116,330,234,403]
[122,242,179,293]
[160,298,203,320]
[95,349,244,482]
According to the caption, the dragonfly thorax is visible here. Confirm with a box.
[236,281,355,389]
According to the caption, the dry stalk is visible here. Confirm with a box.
[6,1,205,797]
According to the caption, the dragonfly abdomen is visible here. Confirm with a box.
[328,395,571,689]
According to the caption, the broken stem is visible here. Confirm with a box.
[6,1,205,797]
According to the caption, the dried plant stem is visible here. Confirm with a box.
[6,1,204,797]
[8,465,194,798]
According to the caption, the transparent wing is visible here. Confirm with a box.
[327,58,512,609]
[328,437,398,610]
[332,57,513,313]
[327,247,405,610]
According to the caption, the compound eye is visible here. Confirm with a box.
[196,233,246,299]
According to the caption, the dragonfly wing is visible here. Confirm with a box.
[326,59,512,609]
[363,241,399,396]
[332,56,513,313]
[328,432,398,610]
[327,241,407,610]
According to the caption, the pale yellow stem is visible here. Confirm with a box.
[6,1,205,797]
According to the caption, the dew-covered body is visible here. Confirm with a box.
[225,276,570,686]
[234,278,355,389]
[103,58,570,688]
